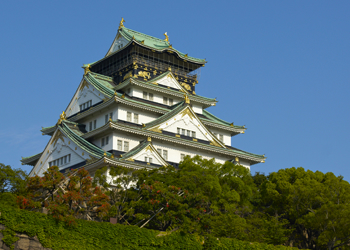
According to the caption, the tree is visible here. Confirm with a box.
[0,163,27,194]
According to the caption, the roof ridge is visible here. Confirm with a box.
[144,102,186,129]
[124,27,168,44]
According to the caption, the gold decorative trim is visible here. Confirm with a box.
[163,32,169,42]
[119,17,125,29]
[51,130,65,147]
[175,134,180,137]
[84,65,90,75]
[149,126,162,133]
[123,71,133,80]
[136,71,151,81]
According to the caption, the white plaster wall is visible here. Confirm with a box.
[112,132,144,153]
[31,135,92,177]
[117,104,159,125]
[78,106,118,132]
[192,104,203,115]
[165,119,208,141]
[132,86,181,107]
[66,84,105,117]
[151,139,233,165]
[207,128,232,146]
[92,132,114,152]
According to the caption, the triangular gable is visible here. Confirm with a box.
[121,139,169,166]
[65,77,107,117]
[29,127,91,177]
[106,30,130,57]
[146,105,226,148]
[149,72,189,93]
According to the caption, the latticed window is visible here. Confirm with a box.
[134,113,139,123]
[192,131,196,138]
[117,140,122,150]
[169,98,173,106]
[163,150,168,160]
[163,97,168,105]
[157,148,162,155]
[143,91,148,99]
[149,93,154,101]
[181,154,185,161]
[219,134,223,142]
[124,141,129,152]
[127,112,132,122]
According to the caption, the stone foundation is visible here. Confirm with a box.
[0,225,51,250]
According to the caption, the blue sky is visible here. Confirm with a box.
[1,1,349,180]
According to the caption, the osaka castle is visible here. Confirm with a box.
[22,18,266,177]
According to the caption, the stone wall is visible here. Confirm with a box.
[0,225,51,250]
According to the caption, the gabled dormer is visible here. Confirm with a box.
[144,100,226,148]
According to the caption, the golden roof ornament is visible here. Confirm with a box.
[57,111,66,124]
[147,137,152,142]
[235,157,240,163]
[184,94,190,104]
[163,32,169,42]
[104,152,107,156]
[119,17,125,30]
[84,64,91,75]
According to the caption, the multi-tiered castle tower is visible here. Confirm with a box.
[22,18,265,176]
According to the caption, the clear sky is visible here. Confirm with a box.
[0,1,349,180]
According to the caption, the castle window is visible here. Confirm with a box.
[49,154,71,167]
[187,130,191,137]
[89,122,92,131]
[101,136,109,147]
[169,98,173,106]
[192,131,196,138]
[127,112,132,122]
[163,150,168,160]
[143,91,148,99]
[163,97,168,105]
[117,140,122,150]
[105,115,109,124]
[93,120,97,129]
[124,141,129,151]
[149,93,154,101]
[134,113,139,123]
[177,128,180,134]
[157,148,162,155]
[219,134,223,142]
[181,154,185,161]
[80,100,92,111]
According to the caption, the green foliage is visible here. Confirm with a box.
[1,228,19,250]
[0,203,296,249]
[0,163,27,194]
[0,192,18,208]
[257,167,350,249]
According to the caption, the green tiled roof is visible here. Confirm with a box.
[85,72,116,97]
[120,139,150,160]
[119,27,206,64]
[202,110,245,129]
[21,152,42,166]
[144,102,185,129]
[60,121,111,158]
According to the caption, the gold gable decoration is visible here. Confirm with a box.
[84,64,91,75]
[51,130,65,147]
[57,111,66,125]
